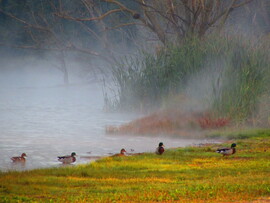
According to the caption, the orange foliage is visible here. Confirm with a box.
[106,111,230,135]
[197,117,230,129]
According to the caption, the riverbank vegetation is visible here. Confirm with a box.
[111,35,270,127]
[0,129,269,202]
[1,1,269,127]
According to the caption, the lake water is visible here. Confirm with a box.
[0,84,210,171]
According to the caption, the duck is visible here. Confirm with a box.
[120,148,127,155]
[111,148,127,157]
[58,152,76,164]
[216,143,236,156]
[156,142,165,155]
[11,153,27,162]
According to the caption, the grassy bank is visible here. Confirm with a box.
[1,129,270,202]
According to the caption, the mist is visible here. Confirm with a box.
[0,53,216,171]
[0,0,269,171]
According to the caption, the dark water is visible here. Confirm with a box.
[0,84,210,171]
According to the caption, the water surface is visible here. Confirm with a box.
[0,84,210,171]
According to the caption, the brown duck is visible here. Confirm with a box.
[112,148,127,157]
[11,153,27,162]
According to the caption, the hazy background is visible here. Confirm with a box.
[0,0,269,170]
[0,55,214,171]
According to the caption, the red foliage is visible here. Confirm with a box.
[106,111,230,135]
[197,117,230,129]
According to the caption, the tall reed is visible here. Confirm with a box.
[111,35,270,124]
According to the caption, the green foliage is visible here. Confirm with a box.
[112,37,206,111]
[207,128,270,139]
[111,35,270,123]
[211,37,270,122]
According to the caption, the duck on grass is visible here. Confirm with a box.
[1,129,269,202]
[216,143,237,157]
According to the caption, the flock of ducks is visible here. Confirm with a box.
[10,142,237,164]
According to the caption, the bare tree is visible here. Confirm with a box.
[0,0,133,84]
[73,0,253,45]
[0,1,73,84]
[0,0,254,85]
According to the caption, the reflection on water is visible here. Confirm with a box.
[0,84,211,171]
[10,161,26,170]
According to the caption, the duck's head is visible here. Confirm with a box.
[231,143,236,148]
[21,153,27,158]
[120,148,126,154]
[71,152,76,157]
[158,142,164,147]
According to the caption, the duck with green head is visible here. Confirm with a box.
[156,142,165,155]
[58,152,76,164]
[216,143,236,156]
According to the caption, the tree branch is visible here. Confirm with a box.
[55,8,123,22]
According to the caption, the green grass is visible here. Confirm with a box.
[1,129,270,202]
[207,128,270,139]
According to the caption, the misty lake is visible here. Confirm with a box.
[0,83,211,171]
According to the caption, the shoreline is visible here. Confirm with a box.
[2,127,268,173]
[1,136,222,173]
[1,128,269,202]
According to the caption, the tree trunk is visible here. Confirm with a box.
[59,50,69,85]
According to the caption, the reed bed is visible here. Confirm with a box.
[110,35,270,125]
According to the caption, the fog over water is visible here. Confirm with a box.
[0,67,211,171]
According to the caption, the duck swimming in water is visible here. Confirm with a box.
[58,152,76,164]
[156,142,165,155]
[11,153,27,162]
[216,143,236,156]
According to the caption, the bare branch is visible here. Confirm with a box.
[233,0,254,8]
[102,22,141,32]
[0,8,51,33]
[55,8,123,22]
